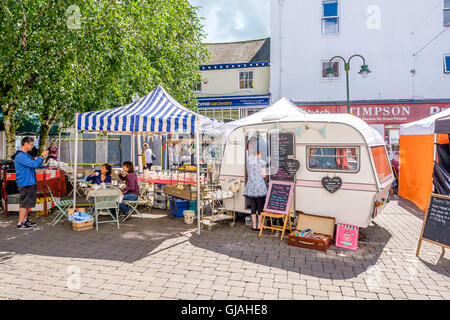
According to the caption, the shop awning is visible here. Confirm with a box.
[77,85,222,134]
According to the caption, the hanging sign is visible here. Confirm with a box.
[321,176,342,193]
[284,159,300,178]
[416,194,450,257]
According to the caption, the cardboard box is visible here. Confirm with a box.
[287,213,335,251]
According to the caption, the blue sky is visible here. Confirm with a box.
[188,0,270,43]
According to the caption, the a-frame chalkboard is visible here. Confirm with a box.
[416,193,450,257]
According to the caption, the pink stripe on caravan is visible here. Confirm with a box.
[296,180,377,192]
[219,176,245,182]
[218,177,377,192]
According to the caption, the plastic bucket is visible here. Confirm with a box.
[183,210,195,224]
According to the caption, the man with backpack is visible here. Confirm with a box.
[11,137,48,229]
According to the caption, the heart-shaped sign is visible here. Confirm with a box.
[321,176,342,193]
[284,159,300,178]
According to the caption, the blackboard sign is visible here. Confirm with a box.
[263,181,295,215]
[270,132,295,181]
[284,159,300,178]
[416,194,450,257]
[322,176,342,193]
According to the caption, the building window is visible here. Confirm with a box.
[239,71,254,90]
[307,146,359,172]
[322,60,340,79]
[445,0,450,27]
[322,1,339,35]
[445,55,450,73]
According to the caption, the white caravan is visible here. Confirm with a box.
[219,98,394,228]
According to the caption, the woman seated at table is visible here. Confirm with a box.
[118,161,139,215]
[86,164,112,185]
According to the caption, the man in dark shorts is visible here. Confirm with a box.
[12,137,48,229]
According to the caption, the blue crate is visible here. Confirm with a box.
[170,198,188,217]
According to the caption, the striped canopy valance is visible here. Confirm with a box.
[77,86,220,134]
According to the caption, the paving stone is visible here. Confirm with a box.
[0,197,449,301]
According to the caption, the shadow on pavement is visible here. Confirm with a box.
[0,209,196,264]
[189,218,392,280]
[392,195,425,220]
[419,251,450,278]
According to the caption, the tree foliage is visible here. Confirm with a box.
[0,0,209,156]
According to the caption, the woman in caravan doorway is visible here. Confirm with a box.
[243,137,268,231]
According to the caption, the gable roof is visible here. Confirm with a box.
[204,38,270,65]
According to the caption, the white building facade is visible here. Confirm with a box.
[271,0,450,159]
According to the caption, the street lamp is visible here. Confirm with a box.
[326,54,371,113]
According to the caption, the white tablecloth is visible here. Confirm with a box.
[86,187,124,203]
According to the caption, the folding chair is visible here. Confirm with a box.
[47,186,74,227]
[122,181,151,222]
[92,188,121,231]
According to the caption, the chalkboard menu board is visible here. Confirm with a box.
[423,195,450,245]
[270,132,295,181]
[263,181,295,215]
[416,194,450,256]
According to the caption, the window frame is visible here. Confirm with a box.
[306,145,361,174]
[444,0,450,27]
[238,70,254,91]
[322,0,340,36]
[321,60,341,80]
[370,145,392,184]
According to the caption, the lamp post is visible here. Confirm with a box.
[326,54,371,114]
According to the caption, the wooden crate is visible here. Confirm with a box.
[164,185,197,200]
[72,219,93,232]
[68,208,86,216]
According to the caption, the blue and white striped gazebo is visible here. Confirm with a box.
[76,85,220,134]
[73,86,222,235]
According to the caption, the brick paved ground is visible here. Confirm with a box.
[0,195,448,300]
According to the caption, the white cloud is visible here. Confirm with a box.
[189,0,270,43]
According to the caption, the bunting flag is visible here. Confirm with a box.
[318,127,327,139]
[272,123,280,131]
[294,126,303,138]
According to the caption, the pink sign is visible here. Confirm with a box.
[298,102,450,125]
[335,223,359,250]
[263,181,295,215]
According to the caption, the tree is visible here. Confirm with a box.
[0,0,209,157]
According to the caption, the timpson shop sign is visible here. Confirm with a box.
[298,102,450,124]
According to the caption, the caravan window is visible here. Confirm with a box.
[370,146,392,183]
[307,146,359,172]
